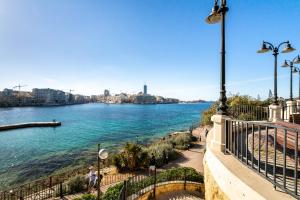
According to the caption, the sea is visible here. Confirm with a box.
[0,102,211,189]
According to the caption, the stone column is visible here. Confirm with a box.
[297,100,300,113]
[286,100,297,122]
[268,104,282,122]
[209,114,231,152]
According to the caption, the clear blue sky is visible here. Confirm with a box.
[0,0,299,101]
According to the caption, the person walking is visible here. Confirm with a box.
[205,129,209,137]
[88,166,98,193]
[149,154,156,176]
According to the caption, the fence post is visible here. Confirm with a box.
[123,180,127,200]
[59,182,63,199]
[154,168,156,198]
[20,189,24,200]
[49,176,52,188]
[184,168,187,191]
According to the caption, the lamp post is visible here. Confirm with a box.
[293,66,300,100]
[281,55,300,101]
[205,0,229,115]
[257,41,295,105]
[97,145,108,200]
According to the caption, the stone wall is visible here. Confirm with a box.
[136,182,204,200]
[204,161,229,200]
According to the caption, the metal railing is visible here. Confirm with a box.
[225,119,300,199]
[228,105,269,121]
[118,167,203,200]
[0,166,132,200]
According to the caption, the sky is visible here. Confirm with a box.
[0,0,299,101]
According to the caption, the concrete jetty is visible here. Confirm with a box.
[0,121,61,131]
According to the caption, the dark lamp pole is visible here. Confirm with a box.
[257,41,295,105]
[293,67,300,99]
[281,55,300,101]
[206,0,229,115]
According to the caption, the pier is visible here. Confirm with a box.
[0,121,61,131]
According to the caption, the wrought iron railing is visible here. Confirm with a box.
[118,167,203,200]
[0,166,132,200]
[228,105,269,121]
[225,119,300,199]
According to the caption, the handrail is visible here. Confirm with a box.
[225,119,300,199]
[118,167,203,200]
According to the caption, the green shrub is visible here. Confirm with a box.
[102,182,124,200]
[74,194,96,200]
[201,102,218,126]
[171,132,192,150]
[113,143,149,172]
[127,167,203,196]
[67,175,87,194]
[102,167,203,198]
[201,95,272,125]
[146,141,176,167]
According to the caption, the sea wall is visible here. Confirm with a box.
[0,122,61,131]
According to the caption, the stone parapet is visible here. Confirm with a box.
[268,104,282,122]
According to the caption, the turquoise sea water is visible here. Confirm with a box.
[0,103,211,188]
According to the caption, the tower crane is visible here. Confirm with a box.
[13,84,27,106]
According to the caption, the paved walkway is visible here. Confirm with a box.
[162,126,210,173]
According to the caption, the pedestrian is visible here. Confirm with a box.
[149,153,156,176]
[205,129,209,137]
[166,153,169,164]
[88,166,98,193]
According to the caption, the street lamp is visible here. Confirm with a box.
[97,145,108,200]
[281,55,300,101]
[206,0,229,115]
[257,41,295,105]
[293,66,300,99]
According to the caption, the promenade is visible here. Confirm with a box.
[162,126,210,173]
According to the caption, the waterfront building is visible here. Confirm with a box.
[134,94,157,104]
[0,89,33,106]
[32,88,66,105]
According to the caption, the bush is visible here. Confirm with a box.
[201,102,218,126]
[146,141,176,167]
[102,167,203,198]
[201,95,272,125]
[67,175,87,194]
[74,194,96,200]
[102,182,124,200]
[171,132,192,150]
[127,167,203,196]
[113,143,149,172]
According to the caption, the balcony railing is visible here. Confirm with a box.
[225,119,300,199]
[228,105,269,121]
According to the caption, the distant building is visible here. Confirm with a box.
[134,94,156,104]
[2,88,13,96]
[104,89,110,97]
[144,85,147,95]
[32,88,66,105]
[0,89,32,106]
